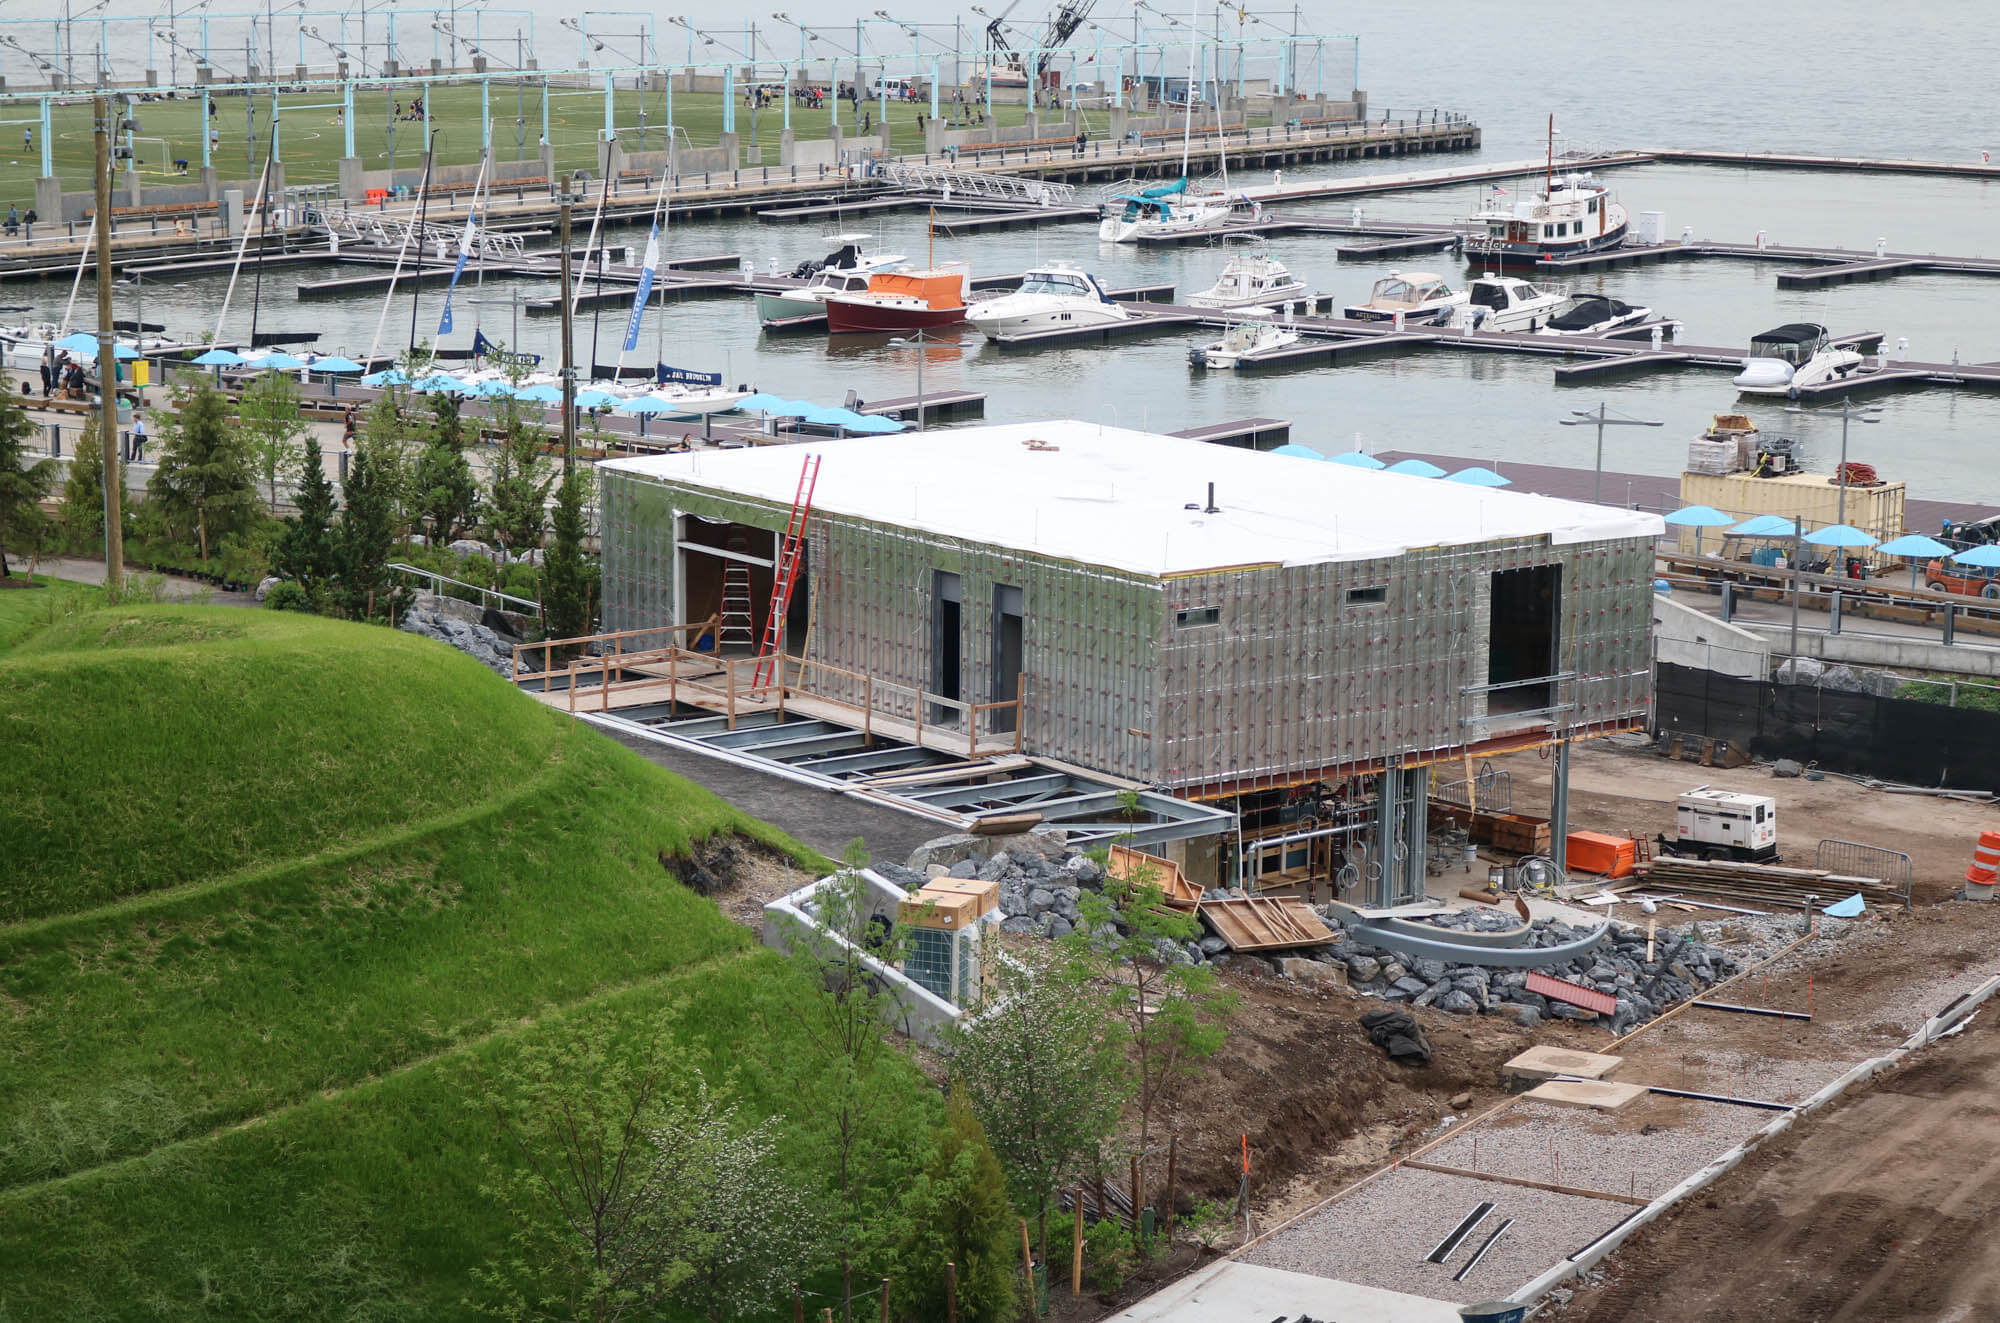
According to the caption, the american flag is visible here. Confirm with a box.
[1489,183,1508,195]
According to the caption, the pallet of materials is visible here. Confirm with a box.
[1199,897,1337,952]
[1432,804,1552,855]
[1620,856,1908,910]
[1108,844,1203,910]
[1565,831,1637,879]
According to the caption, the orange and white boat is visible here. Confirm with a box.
[824,265,970,333]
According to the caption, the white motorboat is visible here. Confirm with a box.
[1733,322,1866,396]
[966,264,1130,337]
[756,233,908,326]
[1343,271,1468,325]
[1464,274,1565,332]
[0,322,60,372]
[1188,309,1300,370]
[652,383,753,416]
[1544,294,1652,336]
[1188,253,1309,309]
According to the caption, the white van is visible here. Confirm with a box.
[870,76,921,99]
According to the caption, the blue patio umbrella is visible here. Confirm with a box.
[1270,443,1324,459]
[736,392,794,412]
[110,343,140,360]
[619,395,677,414]
[253,351,306,371]
[360,368,410,387]
[1727,514,1798,538]
[53,331,101,355]
[844,414,905,434]
[1801,524,1878,548]
[313,355,364,373]
[464,379,517,398]
[1445,466,1511,487]
[192,348,244,366]
[803,405,873,429]
[512,383,563,403]
[1951,544,2000,568]
[573,389,621,410]
[1328,450,1385,470]
[1877,533,1955,588]
[412,372,470,393]
[1664,504,1736,556]
[1385,458,1446,478]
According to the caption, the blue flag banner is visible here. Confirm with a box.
[658,363,723,387]
[437,210,478,336]
[621,223,661,352]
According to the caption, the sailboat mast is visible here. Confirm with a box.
[212,150,273,345]
[1545,113,1553,196]
[1178,0,1198,181]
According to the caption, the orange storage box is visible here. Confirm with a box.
[1565,831,1637,879]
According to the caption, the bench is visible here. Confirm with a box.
[82,200,219,221]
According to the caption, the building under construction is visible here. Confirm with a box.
[594,421,1662,900]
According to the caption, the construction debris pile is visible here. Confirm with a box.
[1320,912,1749,1034]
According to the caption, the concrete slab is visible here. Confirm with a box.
[1502,1045,1625,1084]
[1524,1079,1650,1111]
[1096,1259,1462,1323]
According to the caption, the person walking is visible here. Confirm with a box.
[37,356,51,398]
[130,410,147,462]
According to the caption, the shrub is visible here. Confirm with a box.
[263,581,313,613]
[1083,1215,1137,1293]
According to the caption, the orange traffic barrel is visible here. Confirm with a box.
[1965,831,2000,893]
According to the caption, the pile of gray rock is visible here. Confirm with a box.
[882,833,1150,948]
[1321,909,1748,1034]
[1775,656,1901,698]
[400,593,521,677]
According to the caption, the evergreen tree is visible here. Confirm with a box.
[485,403,553,555]
[334,434,401,622]
[148,378,257,560]
[0,389,53,577]
[56,412,127,549]
[414,393,478,544]
[237,370,311,512]
[893,1089,1020,1323]
[539,466,594,648]
[275,434,338,602]
[357,393,420,547]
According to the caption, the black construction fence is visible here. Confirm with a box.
[1654,661,2000,792]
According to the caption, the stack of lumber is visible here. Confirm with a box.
[1432,804,1552,855]
[1619,856,1907,910]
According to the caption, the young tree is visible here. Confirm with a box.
[944,943,1129,1265]
[471,1016,696,1323]
[487,403,553,555]
[333,434,403,622]
[237,369,311,512]
[148,377,257,560]
[356,392,421,547]
[56,412,125,548]
[892,1089,1020,1323]
[659,1082,821,1323]
[0,390,54,577]
[539,466,594,648]
[274,434,338,602]
[782,841,932,1323]
[414,392,479,544]
[1069,856,1235,1223]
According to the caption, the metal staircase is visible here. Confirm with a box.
[752,454,821,690]
[880,161,1078,207]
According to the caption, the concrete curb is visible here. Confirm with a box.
[1506,971,2000,1312]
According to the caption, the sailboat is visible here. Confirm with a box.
[1097,5,1234,243]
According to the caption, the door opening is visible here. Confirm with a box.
[990,584,1023,734]
[932,571,962,725]
[1487,565,1560,715]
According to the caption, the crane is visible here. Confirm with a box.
[980,0,1099,85]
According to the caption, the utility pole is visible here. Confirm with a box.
[92,95,123,596]
[1559,402,1661,504]
[559,201,575,472]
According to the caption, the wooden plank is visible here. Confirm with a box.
[1108,844,1203,909]
[1197,896,1336,951]
[1401,1160,1651,1208]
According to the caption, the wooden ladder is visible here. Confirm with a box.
[752,453,821,690]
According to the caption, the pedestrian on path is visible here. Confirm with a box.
[130,411,147,461]
[37,357,51,398]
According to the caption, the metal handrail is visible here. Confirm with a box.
[389,561,540,615]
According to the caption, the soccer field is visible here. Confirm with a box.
[0,82,1064,203]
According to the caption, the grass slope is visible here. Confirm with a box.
[0,600,907,1321]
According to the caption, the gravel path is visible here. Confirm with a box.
[1242,1166,1633,1304]
[1422,1098,1769,1204]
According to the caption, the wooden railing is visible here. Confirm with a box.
[526,625,1024,758]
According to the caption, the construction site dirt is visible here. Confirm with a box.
[1560,1011,2000,1322]
[1499,740,1995,904]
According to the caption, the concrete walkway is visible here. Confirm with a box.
[31,555,256,606]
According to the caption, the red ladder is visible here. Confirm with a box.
[752,453,820,691]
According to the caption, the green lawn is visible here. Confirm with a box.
[0,598,932,1320]
[0,81,1058,201]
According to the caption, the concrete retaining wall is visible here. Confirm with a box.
[760,868,963,1046]
[1653,596,1771,680]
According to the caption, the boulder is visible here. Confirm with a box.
[1491,1003,1542,1029]
[1345,955,1382,984]
[948,858,980,880]
[448,538,493,559]
[254,575,281,603]
[999,915,1038,935]
[906,830,1069,874]
[1437,989,1478,1015]
[1390,976,1430,998]
[1027,887,1056,915]
[1198,934,1228,955]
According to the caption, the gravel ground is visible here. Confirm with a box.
[1422,1098,1772,1203]
[1242,1166,1634,1304]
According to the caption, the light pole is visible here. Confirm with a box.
[1785,397,1881,527]
[887,330,931,430]
[1559,402,1662,504]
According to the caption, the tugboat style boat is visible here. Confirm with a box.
[1188,308,1300,370]
[1188,253,1309,309]
[1464,275,1565,332]
[1463,117,1629,268]
[1544,293,1652,336]
[1733,323,1866,396]
[824,265,970,333]
[755,233,907,327]
[1343,271,1468,325]
[966,264,1130,338]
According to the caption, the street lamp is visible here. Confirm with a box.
[1558,402,1662,504]
[886,330,936,430]
[1784,397,1882,527]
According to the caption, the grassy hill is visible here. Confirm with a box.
[0,587,925,1319]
